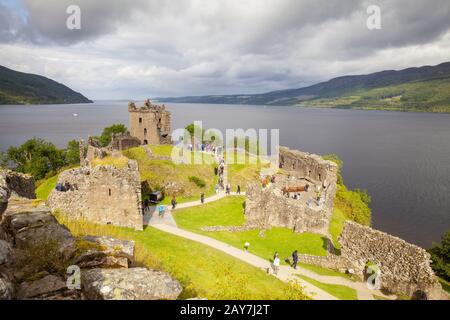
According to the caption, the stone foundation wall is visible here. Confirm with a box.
[339,221,443,299]
[47,160,143,230]
[245,183,332,236]
[298,254,353,273]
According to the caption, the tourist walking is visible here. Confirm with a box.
[272,252,280,275]
[237,185,241,195]
[171,196,177,210]
[292,250,299,269]
[226,183,231,195]
[244,242,250,252]
[215,184,220,194]
[200,193,205,204]
[158,204,165,218]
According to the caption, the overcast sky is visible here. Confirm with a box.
[1,0,450,100]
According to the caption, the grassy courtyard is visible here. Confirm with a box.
[56,213,309,300]
[123,146,218,204]
[173,196,332,262]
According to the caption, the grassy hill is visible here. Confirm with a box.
[159,61,450,112]
[0,65,92,105]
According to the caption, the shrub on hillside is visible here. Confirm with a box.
[323,154,372,226]
[428,231,450,282]
[188,176,206,188]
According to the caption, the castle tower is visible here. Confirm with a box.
[128,99,172,145]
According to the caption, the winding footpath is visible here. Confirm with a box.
[146,193,395,300]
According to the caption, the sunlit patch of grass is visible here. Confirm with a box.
[91,155,130,169]
[36,174,59,200]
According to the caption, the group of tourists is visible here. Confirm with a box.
[270,250,300,275]
[55,181,77,192]
[261,175,276,189]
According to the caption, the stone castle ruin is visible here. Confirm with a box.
[128,99,172,145]
[46,99,173,231]
[245,146,338,236]
[48,139,144,231]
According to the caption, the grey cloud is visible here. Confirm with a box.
[1,0,450,99]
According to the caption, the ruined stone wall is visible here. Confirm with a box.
[109,132,141,151]
[244,146,338,236]
[298,254,353,273]
[245,183,332,236]
[339,221,443,299]
[0,170,35,200]
[279,147,338,183]
[128,101,172,145]
[47,160,143,230]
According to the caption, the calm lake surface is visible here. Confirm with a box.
[1,101,449,248]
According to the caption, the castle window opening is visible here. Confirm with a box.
[108,188,112,196]
[139,117,142,123]
[144,128,147,136]
[144,139,148,145]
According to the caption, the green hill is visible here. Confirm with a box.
[0,65,92,105]
[159,62,450,112]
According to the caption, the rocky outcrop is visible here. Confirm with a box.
[81,268,182,300]
[0,276,14,300]
[0,172,11,217]
[0,172,181,300]
[62,236,135,269]
[0,171,36,200]
[0,240,12,265]
[17,275,68,299]
[1,209,73,248]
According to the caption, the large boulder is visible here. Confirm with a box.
[0,240,12,265]
[81,268,182,300]
[0,276,14,300]
[17,275,67,299]
[63,236,135,269]
[0,172,10,217]
[1,210,73,248]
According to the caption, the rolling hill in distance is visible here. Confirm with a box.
[0,65,92,105]
[158,62,450,113]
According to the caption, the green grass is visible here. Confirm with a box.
[35,174,59,200]
[439,278,450,294]
[56,214,309,300]
[123,146,217,204]
[148,145,174,157]
[329,208,346,250]
[297,275,358,300]
[91,155,130,169]
[173,196,328,263]
[298,263,355,281]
